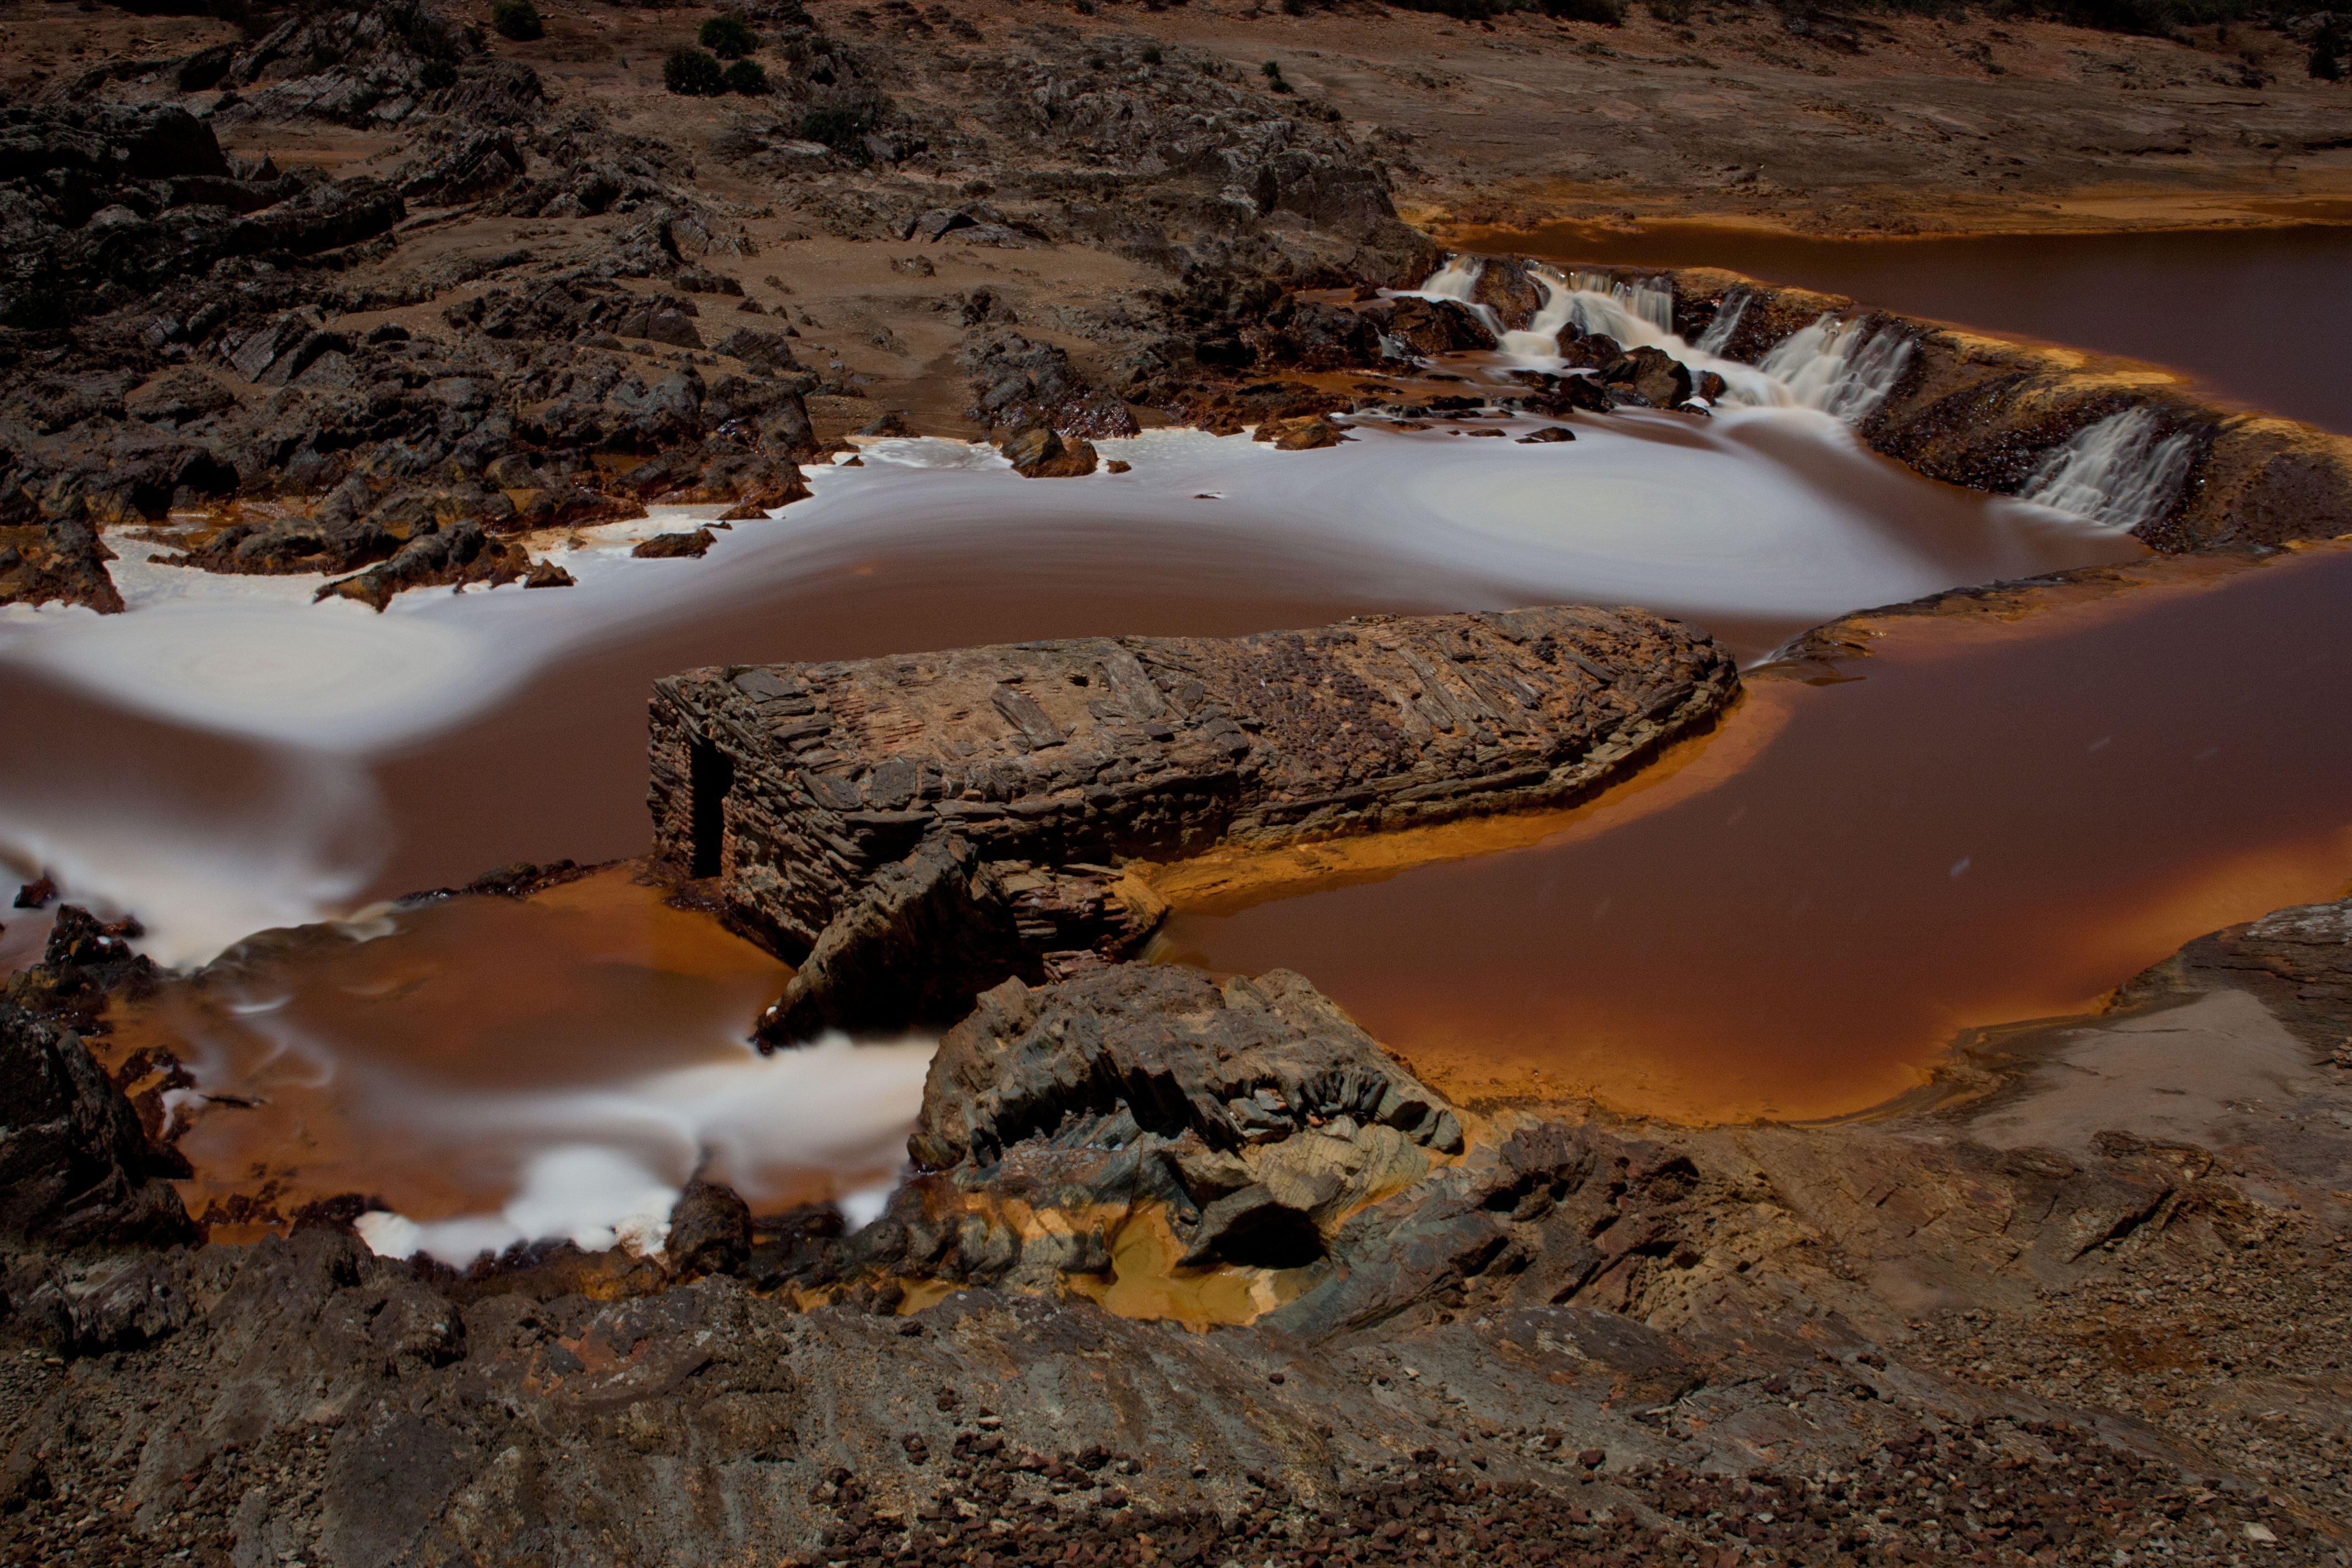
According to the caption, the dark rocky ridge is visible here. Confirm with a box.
[645,603,1736,1039]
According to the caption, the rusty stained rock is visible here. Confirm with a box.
[999,426,1101,477]
[645,604,1736,1039]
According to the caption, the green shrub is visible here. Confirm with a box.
[1141,42,1163,63]
[801,106,878,157]
[418,58,458,90]
[723,57,770,94]
[698,15,760,58]
[665,47,727,95]
[489,0,542,41]
[1260,58,1294,91]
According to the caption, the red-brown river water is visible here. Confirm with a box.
[3,233,2346,1246]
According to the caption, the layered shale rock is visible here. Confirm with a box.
[645,604,1736,1038]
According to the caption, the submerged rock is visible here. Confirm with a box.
[1251,412,1351,449]
[647,605,1736,1039]
[999,426,1099,478]
[1597,345,1695,411]
[631,528,718,559]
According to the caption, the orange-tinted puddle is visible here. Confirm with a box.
[1159,542,2352,1123]
[102,864,827,1234]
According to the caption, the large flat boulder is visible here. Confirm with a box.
[645,603,1737,1038]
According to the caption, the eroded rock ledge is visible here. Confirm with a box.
[648,603,1736,1040]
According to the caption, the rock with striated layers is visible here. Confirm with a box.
[647,605,1736,1038]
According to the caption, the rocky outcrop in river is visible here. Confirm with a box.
[646,605,1736,1039]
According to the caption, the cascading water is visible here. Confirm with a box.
[1408,259,1915,426]
[1497,271,1580,362]
[1407,255,1509,340]
[2021,408,2200,531]
[1752,315,1915,423]
[1558,269,1675,336]
[1695,297,1747,357]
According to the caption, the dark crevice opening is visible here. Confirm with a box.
[689,736,734,879]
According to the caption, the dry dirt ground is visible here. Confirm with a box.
[7,0,2348,448]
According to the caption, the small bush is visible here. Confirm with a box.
[1260,58,1294,90]
[699,15,760,58]
[801,106,878,158]
[489,0,542,41]
[418,58,458,90]
[1141,42,1163,62]
[724,57,770,94]
[665,47,727,95]
[2312,21,2348,78]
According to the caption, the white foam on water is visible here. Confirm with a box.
[346,1032,937,1265]
[0,409,2136,963]
[0,742,386,967]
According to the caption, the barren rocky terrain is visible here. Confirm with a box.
[6,1,2352,1563]
[4,872,2351,1565]
[6,0,2351,622]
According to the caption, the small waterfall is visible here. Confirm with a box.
[1558,269,1674,336]
[1751,315,1914,423]
[1695,296,1747,357]
[1498,266,1580,362]
[1404,255,1507,339]
[1416,255,1484,302]
[2020,408,2199,531]
[1398,260,1905,424]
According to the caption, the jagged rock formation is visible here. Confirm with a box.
[645,604,1736,1038]
[0,0,1453,612]
[811,965,1466,1289]
[0,1003,193,1251]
